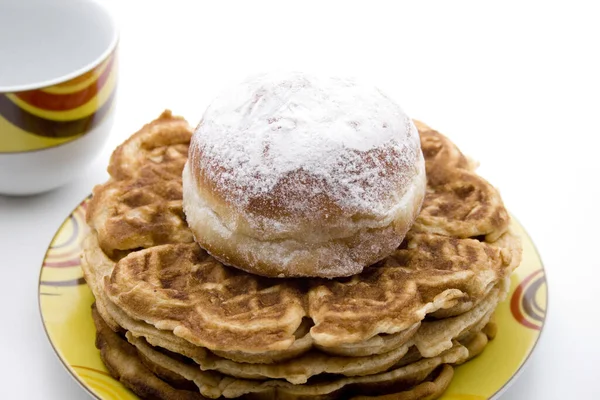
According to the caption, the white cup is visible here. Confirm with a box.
[0,0,118,195]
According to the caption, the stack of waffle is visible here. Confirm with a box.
[81,111,521,400]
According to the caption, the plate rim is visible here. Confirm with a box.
[38,196,102,400]
[489,216,549,400]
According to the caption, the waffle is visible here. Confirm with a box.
[414,121,509,242]
[83,112,521,399]
[98,225,516,354]
[93,304,493,400]
[87,110,194,258]
[83,221,516,355]
[92,306,204,400]
[414,121,475,178]
[82,234,506,386]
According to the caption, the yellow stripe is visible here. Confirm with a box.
[78,370,133,399]
[0,116,74,152]
[42,57,112,94]
[39,267,81,284]
[5,67,117,121]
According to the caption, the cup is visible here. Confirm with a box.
[0,0,118,195]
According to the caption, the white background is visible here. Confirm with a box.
[0,1,599,398]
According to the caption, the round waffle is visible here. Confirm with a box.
[87,110,195,259]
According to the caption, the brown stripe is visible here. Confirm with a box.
[49,215,80,249]
[71,365,112,377]
[522,275,546,323]
[15,55,115,111]
[40,277,87,287]
[0,88,116,139]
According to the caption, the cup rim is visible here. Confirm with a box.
[0,0,119,93]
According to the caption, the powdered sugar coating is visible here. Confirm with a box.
[191,72,422,233]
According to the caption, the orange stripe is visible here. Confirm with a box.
[15,55,115,111]
[51,56,110,89]
[43,57,113,94]
[43,259,81,268]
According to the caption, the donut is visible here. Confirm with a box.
[183,72,426,278]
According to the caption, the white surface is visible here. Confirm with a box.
[0,1,598,399]
[0,0,118,91]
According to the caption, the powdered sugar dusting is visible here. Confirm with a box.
[192,72,421,223]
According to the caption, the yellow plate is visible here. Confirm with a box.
[39,198,547,400]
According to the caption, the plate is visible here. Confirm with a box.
[39,198,547,400]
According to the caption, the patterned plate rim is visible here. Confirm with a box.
[38,196,102,400]
[490,215,548,399]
